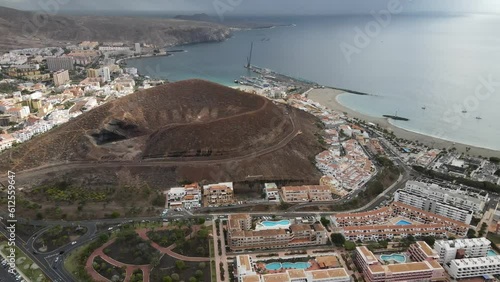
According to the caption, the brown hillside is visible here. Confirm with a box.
[0,6,231,52]
[0,80,304,172]
[0,80,325,219]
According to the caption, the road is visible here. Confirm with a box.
[0,218,101,282]
[0,224,66,282]
[0,109,419,282]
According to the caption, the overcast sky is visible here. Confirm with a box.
[1,0,500,15]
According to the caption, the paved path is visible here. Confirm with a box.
[85,238,150,282]
[218,220,229,282]
[212,220,222,282]
[136,226,210,262]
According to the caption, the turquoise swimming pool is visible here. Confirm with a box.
[261,220,290,227]
[380,254,406,263]
[266,262,282,270]
[488,250,498,256]
[395,220,412,225]
[265,262,310,270]
[282,262,310,269]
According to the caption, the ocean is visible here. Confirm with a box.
[126,14,500,150]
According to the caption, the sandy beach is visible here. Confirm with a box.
[307,88,500,158]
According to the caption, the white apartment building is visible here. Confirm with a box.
[236,255,254,281]
[0,134,15,152]
[394,189,474,224]
[6,106,30,121]
[434,238,491,264]
[166,184,202,209]
[101,67,111,82]
[264,183,280,202]
[404,180,488,214]
[98,46,130,51]
[446,256,500,279]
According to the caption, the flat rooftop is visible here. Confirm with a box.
[309,268,349,279]
[262,273,290,282]
[242,275,261,282]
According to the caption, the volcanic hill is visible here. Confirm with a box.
[1,80,324,188]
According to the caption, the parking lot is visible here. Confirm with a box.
[1,258,23,282]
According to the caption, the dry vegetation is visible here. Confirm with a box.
[0,80,324,219]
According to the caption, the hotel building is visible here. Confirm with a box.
[236,255,350,282]
[165,183,202,209]
[446,256,500,279]
[46,57,74,71]
[203,182,234,206]
[433,238,491,264]
[281,185,333,203]
[333,202,469,241]
[227,214,328,251]
[394,188,474,224]
[403,180,488,215]
[355,243,445,282]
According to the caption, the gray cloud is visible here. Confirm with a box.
[1,0,500,15]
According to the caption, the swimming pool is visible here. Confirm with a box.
[265,262,310,270]
[380,254,406,263]
[488,250,498,256]
[261,220,290,227]
[395,220,412,225]
[256,220,291,231]
[282,262,310,269]
[265,262,283,270]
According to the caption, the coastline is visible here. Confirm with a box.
[117,52,171,64]
[307,88,500,158]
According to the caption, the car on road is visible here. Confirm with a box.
[71,241,77,245]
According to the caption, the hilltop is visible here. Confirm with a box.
[1,80,323,186]
[0,6,231,52]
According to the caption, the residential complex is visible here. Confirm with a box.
[0,134,15,152]
[46,57,74,71]
[287,95,375,196]
[315,139,375,194]
[333,202,469,241]
[430,238,500,279]
[401,180,488,215]
[355,242,445,282]
[227,214,328,251]
[87,67,111,82]
[53,70,70,86]
[408,241,440,262]
[203,182,234,206]
[394,189,474,224]
[445,256,500,280]
[280,185,333,203]
[165,183,202,209]
[433,238,491,264]
[236,255,350,282]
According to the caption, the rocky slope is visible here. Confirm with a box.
[0,6,232,52]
